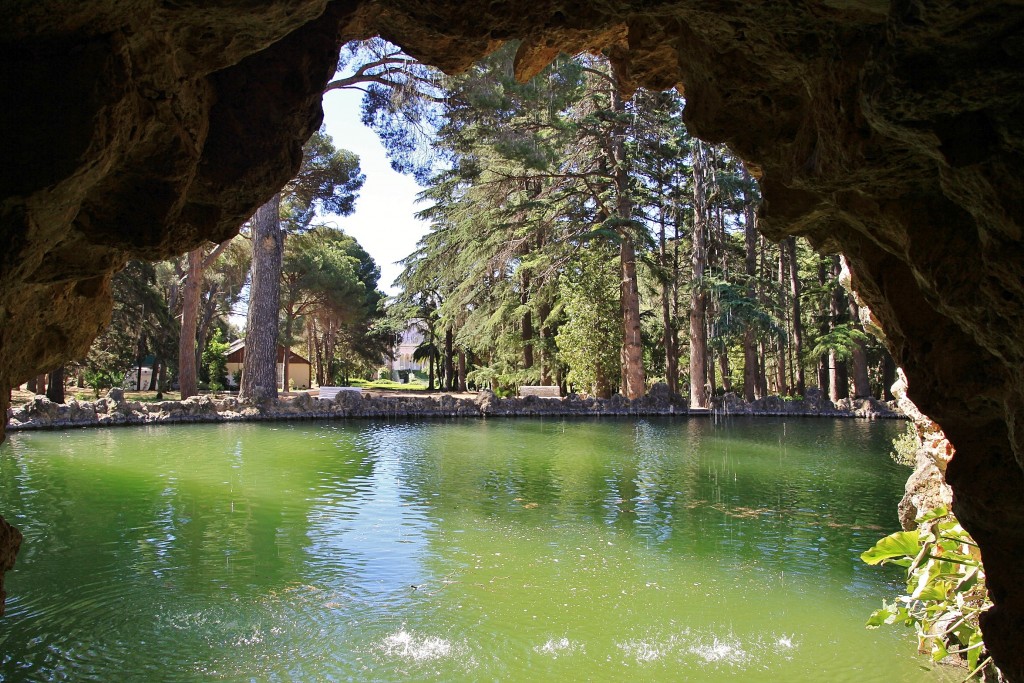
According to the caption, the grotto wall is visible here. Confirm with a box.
[2,1,1024,677]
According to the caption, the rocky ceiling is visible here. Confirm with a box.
[2,0,1023,677]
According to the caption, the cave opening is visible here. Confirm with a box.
[2,2,1024,679]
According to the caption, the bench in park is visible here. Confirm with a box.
[318,386,363,401]
[518,385,562,398]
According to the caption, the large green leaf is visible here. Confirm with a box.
[861,530,921,565]
[966,630,984,671]
[914,506,949,524]
[865,607,894,628]
[913,581,951,602]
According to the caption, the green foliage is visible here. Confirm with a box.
[465,365,498,390]
[281,128,365,232]
[555,245,622,395]
[79,260,176,391]
[706,277,783,349]
[377,46,896,405]
[281,226,388,386]
[810,322,871,361]
[412,340,440,364]
[334,38,446,183]
[862,507,995,678]
[202,329,230,392]
[82,367,119,397]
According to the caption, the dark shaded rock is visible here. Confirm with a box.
[477,389,498,415]
[0,516,21,617]
[647,382,672,400]
[716,392,750,414]
[3,2,1024,674]
[751,395,788,413]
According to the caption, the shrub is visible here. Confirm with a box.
[862,507,997,679]
[82,368,118,398]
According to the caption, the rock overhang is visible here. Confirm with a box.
[3,1,1024,677]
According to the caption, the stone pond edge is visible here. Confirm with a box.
[5,385,903,433]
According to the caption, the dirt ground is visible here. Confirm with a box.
[8,385,481,407]
[9,386,183,405]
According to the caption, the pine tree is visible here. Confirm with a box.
[240,130,363,401]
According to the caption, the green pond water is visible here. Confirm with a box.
[0,417,957,682]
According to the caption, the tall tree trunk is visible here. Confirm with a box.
[619,232,645,399]
[178,247,203,399]
[457,349,467,392]
[742,172,758,401]
[195,286,218,380]
[847,294,872,398]
[444,327,455,392]
[281,308,299,393]
[672,214,682,393]
[521,272,534,371]
[755,237,769,397]
[776,245,789,396]
[708,345,717,396]
[538,301,553,386]
[829,350,849,402]
[660,202,679,394]
[324,318,337,385]
[156,361,167,399]
[742,327,758,401]
[816,258,831,395]
[148,357,160,391]
[818,356,831,396]
[882,352,896,401]
[595,364,612,400]
[787,237,805,396]
[610,87,646,400]
[756,340,769,398]
[689,140,710,408]
[135,342,144,391]
[309,318,323,386]
[306,320,317,386]
[776,337,788,396]
[718,351,731,392]
[46,366,64,403]
[850,342,870,399]
[240,194,282,403]
[282,346,291,393]
[829,256,849,401]
[427,328,435,391]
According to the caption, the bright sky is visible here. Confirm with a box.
[319,88,430,295]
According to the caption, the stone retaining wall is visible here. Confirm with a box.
[5,384,901,433]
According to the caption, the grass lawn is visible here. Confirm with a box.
[346,377,429,392]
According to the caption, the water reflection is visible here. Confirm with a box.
[0,418,954,681]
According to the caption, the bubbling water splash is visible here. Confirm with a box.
[377,628,466,663]
[617,629,799,669]
[533,636,584,657]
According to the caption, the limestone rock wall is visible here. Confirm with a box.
[891,369,955,531]
[3,1,1024,677]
